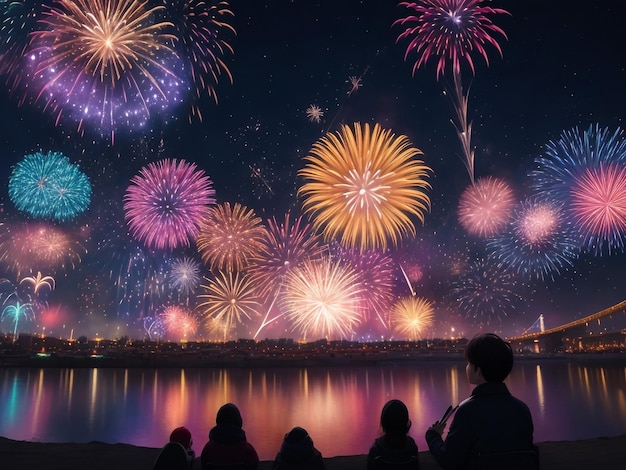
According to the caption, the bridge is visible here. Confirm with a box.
[507,299,626,353]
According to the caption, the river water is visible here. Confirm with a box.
[0,357,624,460]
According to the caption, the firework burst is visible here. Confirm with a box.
[197,202,267,272]
[0,222,85,275]
[0,1,46,91]
[453,259,523,325]
[395,0,509,78]
[281,256,364,340]
[530,125,626,254]
[166,0,235,120]
[9,151,91,221]
[487,199,578,280]
[570,164,626,252]
[395,1,509,183]
[391,296,434,340]
[330,245,395,329]
[248,213,326,300]
[161,305,199,340]
[298,122,431,251]
[458,176,515,237]
[124,159,215,250]
[25,0,184,133]
[169,256,202,296]
[197,271,263,339]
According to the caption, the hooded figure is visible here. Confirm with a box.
[367,399,418,470]
[272,427,325,469]
[200,403,259,470]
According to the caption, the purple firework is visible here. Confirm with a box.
[124,159,215,250]
[395,0,510,78]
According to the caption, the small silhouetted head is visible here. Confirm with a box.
[381,399,410,435]
[216,403,243,428]
[169,426,193,449]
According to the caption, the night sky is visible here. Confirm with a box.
[1,0,625,341]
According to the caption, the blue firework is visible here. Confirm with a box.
[530,124,626,200]
[453,259,523,325]
[529,124,626,254]
[169,256,202,296]
[487,198,578,280]
[9,151,91,221]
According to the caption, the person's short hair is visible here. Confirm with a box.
[216,403,243,428]
[380,399,410,434]
[464,333,513,382]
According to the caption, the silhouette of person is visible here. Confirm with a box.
[367,399,419,469]
[200,403,259,470]
[426,333,535,470]
[273,426,325,469]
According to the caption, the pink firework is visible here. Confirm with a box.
[0,222,85,275]
[570,164,626,251]
[248,213,326,299]
[518,202,559,244]
[395,0,510,78]
[458,177,515,237]
[161,305,199,340]
[124,159,215,250]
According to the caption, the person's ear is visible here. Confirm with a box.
[407,419,412,432]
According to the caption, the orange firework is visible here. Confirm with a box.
[298,122,431,251]
[391,296,434,340]
[197,271,263,339]
[196,202,267,272]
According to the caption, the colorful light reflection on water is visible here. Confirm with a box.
[0,360,625,460]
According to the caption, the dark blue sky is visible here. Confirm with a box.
[1,0,625,339]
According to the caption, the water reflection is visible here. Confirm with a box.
[0,360,625,460]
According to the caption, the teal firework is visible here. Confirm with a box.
[9,151,91,221]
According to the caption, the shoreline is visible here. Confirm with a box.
[2,352,624,369]
[1,434,625,470]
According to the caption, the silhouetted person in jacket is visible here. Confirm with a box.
[367,399,419,469]
[273,426,325,469]
[425,333,534,470]
[201,403,259,469]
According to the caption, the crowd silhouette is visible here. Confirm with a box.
[154,334,538,470]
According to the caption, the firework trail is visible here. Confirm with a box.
[395,0,509,182]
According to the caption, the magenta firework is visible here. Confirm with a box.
[124,159,215,250]
[394,0,509,78]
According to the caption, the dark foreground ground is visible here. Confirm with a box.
[1,434,625,470]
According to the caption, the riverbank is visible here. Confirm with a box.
[1,434,624,470]
[2,351,624,369]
